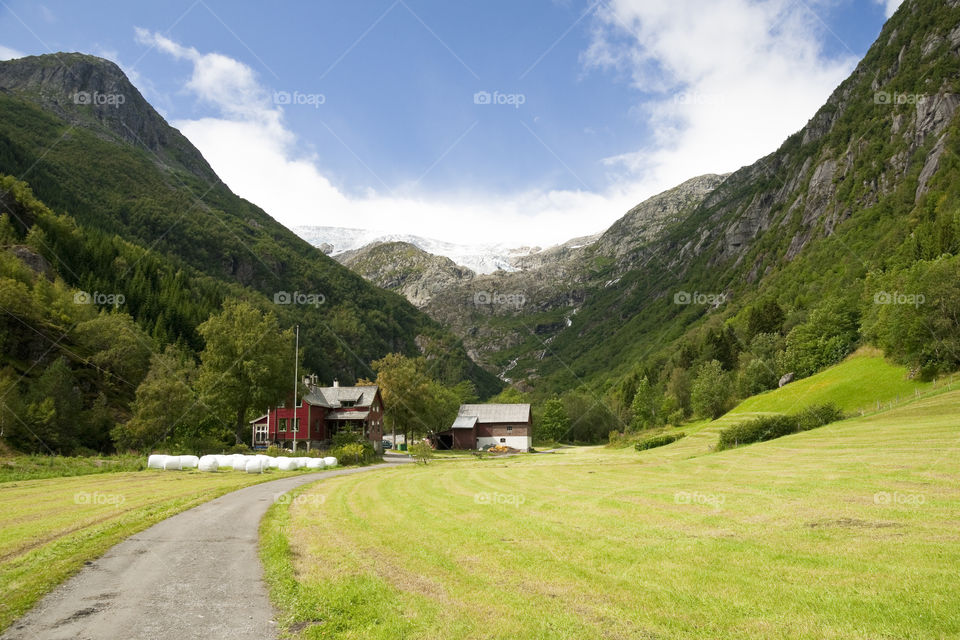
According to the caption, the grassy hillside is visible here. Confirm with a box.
[728,347,933,416]
[0,54,500,398]
[262,391,960,639]
[637,348,950,461]
[397,0,960,433]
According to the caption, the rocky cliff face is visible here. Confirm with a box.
[0,53,216,182]
[378,175,726,373]
[335,0,960,393]
[337,241,476,307]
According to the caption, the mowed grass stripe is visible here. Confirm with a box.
[270,392,960,639]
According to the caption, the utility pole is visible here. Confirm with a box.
[293,324,299,452]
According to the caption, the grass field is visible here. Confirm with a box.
[0,453,147,482]
[728,347,936,417]
[263,390,960,639]
[0,467,311,631]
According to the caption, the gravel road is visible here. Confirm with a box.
[2,459,409,640]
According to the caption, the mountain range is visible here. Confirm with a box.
[0,51,502,434]
[1,0,959,448]
[324,0,960,407]
[293,225,552,274]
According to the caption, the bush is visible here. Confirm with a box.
[796,403,844,431]
[409,441,434,464]
[717,403,843,450]
[667,409,686,426]
[226,443,251,454]
[635,432,686,451]
[330,441,377,466]
[332,430,364,447]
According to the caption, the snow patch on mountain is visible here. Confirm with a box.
[293,226,543,274]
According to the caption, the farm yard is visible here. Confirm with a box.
[262,390,960,639]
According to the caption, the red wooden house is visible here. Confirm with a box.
[251,376,384,452]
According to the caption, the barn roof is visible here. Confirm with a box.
[451,415,478,429]
[456,403,531,424]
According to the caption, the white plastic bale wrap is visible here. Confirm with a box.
[245,458,264,474]
[267,457,280,469]
[162,456,182,471]
[215,455,232,467]
[179,455,199,469]
[323,457,337,467]
[197,455,219,472]
[147,454,167,470]
[231,456,247,471]
[277,457,297,471]
[306,458,325,469]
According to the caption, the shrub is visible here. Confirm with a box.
[330,442,377,466]
[667,409,686,426]
[226,443,251,454]
[635,432,686,451]
[409,442,434,464]
[796,403,843,431]
[332,430,364,447]
[717,403,843,450]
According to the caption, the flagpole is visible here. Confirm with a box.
[293,324,299,452]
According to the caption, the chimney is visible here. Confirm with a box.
[302,375,311,387]
[333,379,339,387]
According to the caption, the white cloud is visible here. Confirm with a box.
[876,0,904,17]
[136,28,635,247]
[0,44,25,60]
[137,10,856,248]
[585,0,857,194]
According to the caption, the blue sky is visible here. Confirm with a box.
[0,0,899,245]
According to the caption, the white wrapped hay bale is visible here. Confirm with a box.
[296,457,311,469]
[231,456,248,471]
[267,457,280,469]
[323,457,337,468]
[197,455,219,472]
[277,457,297,471]
[162,456,182,471]
[215,454,232,467]
[147,454,168,470]
[179,455,199,469]
[306,458,326,470]
[245,458,264,474]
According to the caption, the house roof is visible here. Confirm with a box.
[451,415,478,430]
[302,384,379,409]
[456,403,531,424]
[327,410,370,421]
[249,413,269,424]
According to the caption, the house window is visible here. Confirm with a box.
[341,400,355,408]
[255,424,268,441]
[279,418,287,432]
[507,426,513,433]
[292,418,300,433]
[499,438,506,443]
